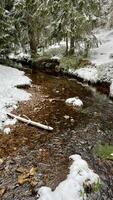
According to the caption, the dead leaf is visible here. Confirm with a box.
[18,173,30,185]
[0,188,6,197]
[30,179,38,187]
[29,167,37,176]
[16,167,26,173]
[64,115,70,120]
[0,158,4,165]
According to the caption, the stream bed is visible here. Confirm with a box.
[0,71,113,200]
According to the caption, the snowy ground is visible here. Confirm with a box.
[38,154,100,200]
[0,65,31,133]
[69,28,113,97]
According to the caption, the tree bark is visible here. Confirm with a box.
[27,17,37,59]
[69,36,75,55]
[25,0,37,59]
[65,35,69,55]
[69,18,75,55]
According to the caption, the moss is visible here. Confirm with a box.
[93,179,101,192]
[60,55,91,71]
[60,56,80,70]
[96,144,113,160]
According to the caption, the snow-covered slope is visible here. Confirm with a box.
[0,65,31,133]
[91,29,113,66]
[71,28,113,96]
[38,154,100,200]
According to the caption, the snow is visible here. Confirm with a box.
[110,81,113,97]
[40,41,66,58]
[4,128,11,134]
[51,56,61,60]
[69,67,98,83]
[0,65,31,133]
[65,97,83,107]
[90,29,113,66]
[37,154,100,200]
[9,51,30,60]
[68,28,113,96]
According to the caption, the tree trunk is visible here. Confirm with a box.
[25,0,37,59]
[69,36,75,55]
[65,35,69,55]
[69,18,75,55]
[28,20,37,59]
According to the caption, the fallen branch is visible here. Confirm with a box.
[7,113,53,131]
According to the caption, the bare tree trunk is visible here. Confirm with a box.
[69,19,75,55]
[69,36,75,55]
[65,35,69,55]
[25,0,37,59]
[27,18,37,59]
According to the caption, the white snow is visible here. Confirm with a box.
[37,154,100,200]
[51,56,61,60]
[111,153,113,156]
[4,128,11,134]
[0,65,31,133]
[65,97,83,107]
[69,67,98,83]
[90,29,113,66]
[68,28,113,96]
[9,50,30,60]
[110,81,113,97]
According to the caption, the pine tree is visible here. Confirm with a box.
[13,0,49,58]
[0,1,14,57]
[48,0,100,55]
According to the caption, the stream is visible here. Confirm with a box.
[0,71,113,200]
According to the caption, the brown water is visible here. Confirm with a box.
[0,72,113,200]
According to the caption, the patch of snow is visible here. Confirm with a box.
[69,28,113,97]
[38,154,100,200]
[65,97,83,107]
[9,51,30,61]
[0,65,31,132]
[39,41,66,58]
[110,153,113,156]
[91,29,113,66]
[4,128,11,134]
[51,56,61,60]
[110,81,113,97]
[69,67,98,83]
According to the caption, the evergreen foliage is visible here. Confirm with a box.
[0,1,14,57]
[0,0,101,58]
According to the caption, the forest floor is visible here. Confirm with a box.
[0,71,113,200]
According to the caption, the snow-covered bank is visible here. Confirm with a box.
[69,29,113,96]
[38,154,100,200]
[0,65,31,133]
[69,67,98,83]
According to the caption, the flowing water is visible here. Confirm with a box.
[0,72,113,200]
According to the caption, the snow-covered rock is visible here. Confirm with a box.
[38,154,100,200]
[65,97,83,107]
[0,64,31,133]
